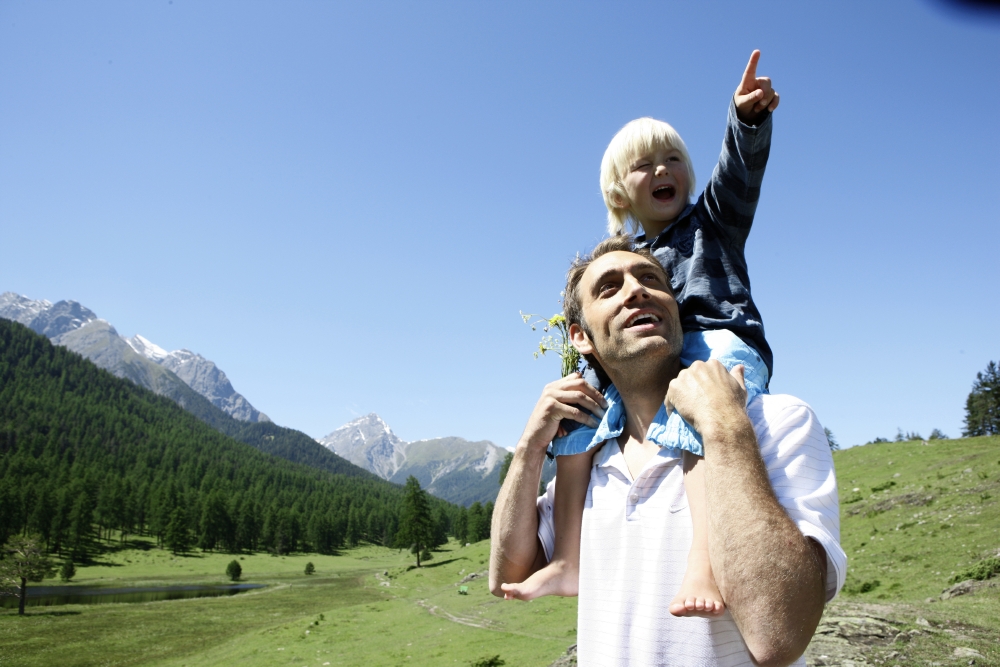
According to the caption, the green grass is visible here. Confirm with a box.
[834,435,1000,601]
[0,540,576,667]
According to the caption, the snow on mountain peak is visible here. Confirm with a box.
[126,334,170,362]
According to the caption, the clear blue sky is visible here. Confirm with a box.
[2,1,997,449]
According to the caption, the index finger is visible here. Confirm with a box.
[740,50,761,90]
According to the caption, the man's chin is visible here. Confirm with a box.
[603,337,680,372]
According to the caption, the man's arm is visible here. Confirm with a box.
[667,362,826,667]
[489,374,606,597]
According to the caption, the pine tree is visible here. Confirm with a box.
[453,506,468,544]
[226,559,242,581]
[963,361,1000,437]
[498,451,514,487]
[467,502,488,543]
[395,476,434,567]
[198,491,230,552]
[484,501,494,540]
[59,559,76,582]
[166,506,191,555]
[824,428,840,452]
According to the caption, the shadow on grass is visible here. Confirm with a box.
[418,557,465,569]
[5,610,83,617]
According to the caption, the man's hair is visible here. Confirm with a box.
[599,117,697,236]
[563,236,670,384]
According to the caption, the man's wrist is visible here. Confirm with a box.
[514,438,549,472]
[700,410,755,454]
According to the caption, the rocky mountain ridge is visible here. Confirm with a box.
[319,414,510,506]
[0,292,269,423]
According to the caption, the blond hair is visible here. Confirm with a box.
[599,117,697,236]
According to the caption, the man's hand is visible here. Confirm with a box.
[734,50,779,125]
[665,361,747,441]
[517,373,607,454]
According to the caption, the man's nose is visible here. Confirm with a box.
[622,275,650,302]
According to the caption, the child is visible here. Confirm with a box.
[500,50,779,617]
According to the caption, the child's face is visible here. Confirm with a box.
[621,146,690,233]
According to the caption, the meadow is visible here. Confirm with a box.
[0,540,577,667]
[3,435,999,667]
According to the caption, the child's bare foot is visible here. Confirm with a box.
[669,555,725,617]
[499,559,578,601]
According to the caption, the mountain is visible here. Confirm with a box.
[389,437,507,507]
[0,293,404,484]
[0,292,269,423]
[126,335,268,423]
[319,414,510,506]
[0,318,445,556]
[318,414,408,479]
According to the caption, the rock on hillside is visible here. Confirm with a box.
[318,414,509,506]
[0,292,268,423]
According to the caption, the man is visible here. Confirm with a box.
[489,237,845,667]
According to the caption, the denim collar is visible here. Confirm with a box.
[591,385,675,458]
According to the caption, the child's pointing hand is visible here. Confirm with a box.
[734,50,779,125]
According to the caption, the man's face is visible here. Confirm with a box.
[620,146,690,230]
[572,251,683,373]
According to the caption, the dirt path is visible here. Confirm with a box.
[415,599,495,629]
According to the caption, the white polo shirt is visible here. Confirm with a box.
[537,394,846,667]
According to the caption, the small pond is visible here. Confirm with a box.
[1,583,266,608]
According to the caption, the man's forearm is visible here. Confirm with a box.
[488,442,547,597]
[704,416,826,667]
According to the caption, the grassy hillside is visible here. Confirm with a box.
[833,435,1000,601]
[812,435,1000,666]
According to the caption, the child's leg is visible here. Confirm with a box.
[669,451,725,617]
[499,449,593,601]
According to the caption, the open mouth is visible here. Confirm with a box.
[624,312,661,329]
[652,185,675,202]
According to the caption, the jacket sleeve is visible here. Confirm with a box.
[700,99,773,248]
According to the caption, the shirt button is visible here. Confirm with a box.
[629,493,639,503]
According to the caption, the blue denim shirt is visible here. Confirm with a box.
[636,99,774,378]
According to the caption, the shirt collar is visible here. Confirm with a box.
[591,385,680,472]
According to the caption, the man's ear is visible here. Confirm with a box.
[569,322,594,356]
